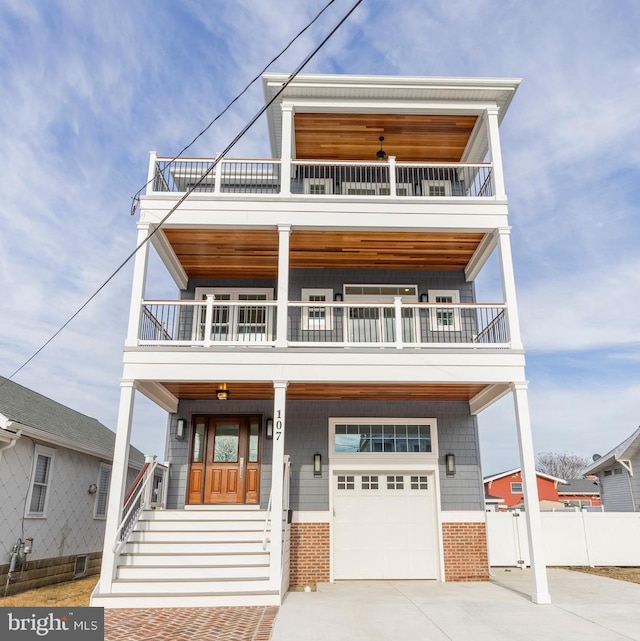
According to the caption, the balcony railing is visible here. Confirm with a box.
[138,299,508,348]
[150,157,493,199]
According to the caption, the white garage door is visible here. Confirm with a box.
[333,471,439,580]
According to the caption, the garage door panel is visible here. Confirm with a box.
[333,471,438,580]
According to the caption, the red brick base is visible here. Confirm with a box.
[289,522,330,588]
[442,522,489,581]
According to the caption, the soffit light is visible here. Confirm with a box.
[216,383,230,401]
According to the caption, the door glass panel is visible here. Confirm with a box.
[249,422,259,462]
[214,424,240,462]
[192,422,205,462]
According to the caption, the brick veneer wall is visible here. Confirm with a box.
[0,552,101,596]
[442,522,489,581]
[289,523,330,588]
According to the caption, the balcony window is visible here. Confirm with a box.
[422,179,452,196]
[304,178,333,194]
[301,289,333,330]
[429,289,461,332]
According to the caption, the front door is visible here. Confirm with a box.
[187,416,261,505]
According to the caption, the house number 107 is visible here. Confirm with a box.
[275,409,283,440]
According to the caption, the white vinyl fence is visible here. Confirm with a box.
[487,511,640,567]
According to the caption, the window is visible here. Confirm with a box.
[341,182,413,196]
[334,423,432,453]
[301,288,333,330]
[421,179,452,197]
[387,475,404,490]
[428,289,461,333]
[604,470,612,477]
[361,475,379,490]
[74,555,88,578]
[194,288,274,342]
[343,285,419,343]
[94,464,112,519]
[26,447,55,517]
[411,475,429,490]
[510,482,523,494]
[304,178,333,194]
[337,475,355,490]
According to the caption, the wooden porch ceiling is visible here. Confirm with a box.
[163,229,485,279]
[162,382,487,402]
[294,113,478,162]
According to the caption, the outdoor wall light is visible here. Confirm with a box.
[334,292,343,302]
[265,418,274,440]
[420,293,429,303]
[313,453,322,478]
[87,483,98,495]
[216,384,229,401]
[176,418,187,440]
[445,452,456,477]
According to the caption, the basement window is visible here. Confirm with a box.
[74,555,88,578]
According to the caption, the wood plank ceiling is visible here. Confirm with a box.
[294,113,478,162]
[163,229,485,279]
[163,381,487,402]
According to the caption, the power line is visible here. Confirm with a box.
[131,0,337,214]
[6,0,365,382]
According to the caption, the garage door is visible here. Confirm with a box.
[333,471,439,580]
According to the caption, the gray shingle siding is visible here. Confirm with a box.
[166,399,483,512]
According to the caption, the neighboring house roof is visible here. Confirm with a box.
[557,479,600,495]
[484,493,504,503]
[0,376,144,467]
[582,426,640,476]
[483,468,567,485]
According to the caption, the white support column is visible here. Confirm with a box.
[280,105,294,196]
[275,225,291,348]
[125,224,151,347]
[99,381,136,594]
[269,381,288,591]
[486,108,506,200]
[496,227,523,350]
[388,156,397,196]
[512,382,551,604]
[146,151,157,194]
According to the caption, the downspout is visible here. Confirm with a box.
[0,428,22,456]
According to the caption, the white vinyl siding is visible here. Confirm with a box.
[26,447,55,517]
[601,470,634,512]
[94,464,112,519]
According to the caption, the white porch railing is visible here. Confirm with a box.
[139,299,509,348]
[112,457,169,556]
[149,157,494,199]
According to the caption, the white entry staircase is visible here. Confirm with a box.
[92,506,279,608]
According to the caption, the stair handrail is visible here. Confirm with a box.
[262,454,290,551]
[112,457,167,554]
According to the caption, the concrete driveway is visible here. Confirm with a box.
[271,568,640,641]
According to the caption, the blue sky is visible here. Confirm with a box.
[1,0,638,475]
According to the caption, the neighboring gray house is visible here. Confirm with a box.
[0,376,144,595]
[582,426,640,512]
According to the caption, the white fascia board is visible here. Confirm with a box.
[4,421,115,463]
[582,425,640,475]
[122,350,527,385]
[283,97,497,115]
[465,232,497,282]
[483,467,567,485]
[147,225,188,290]
[469,383,510,414]
[136,381,178,413]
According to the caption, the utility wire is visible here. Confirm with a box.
[131,0,337,214]
[6,0,365,382]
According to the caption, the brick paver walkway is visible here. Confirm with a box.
[104,606,278,641]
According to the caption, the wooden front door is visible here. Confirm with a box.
[187,416,261,505]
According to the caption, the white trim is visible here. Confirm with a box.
[25,445,56,518]
[301,288,334,331]
[440,511,486,523]
[291,511,331,523]
[94,463,112,519]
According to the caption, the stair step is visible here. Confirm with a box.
[110,578,271,594]
[144,509,267,521]
[123,541,268,554]
[118,552,270,567]
[135,520,266,532]
[129,530,263,543]
[91,590,280,608]
[117,565,269,580]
